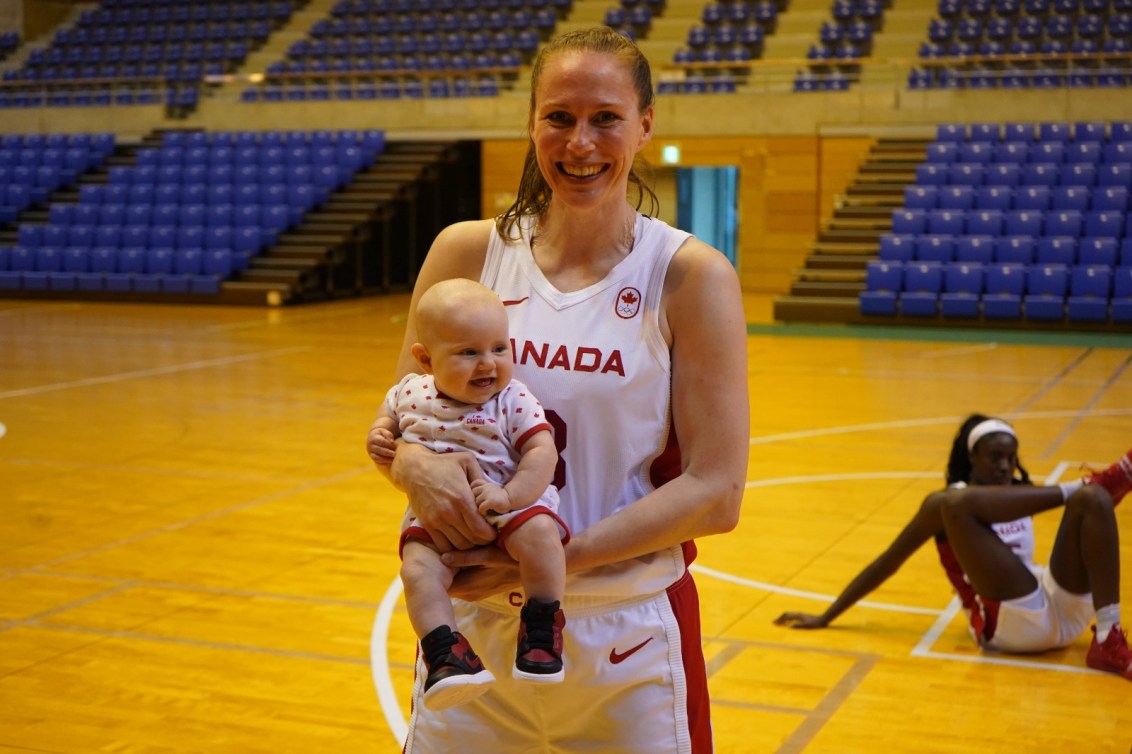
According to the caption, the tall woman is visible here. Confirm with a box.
[375,27,750,753]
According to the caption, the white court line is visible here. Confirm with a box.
[0,347,308,400]
[750,408,1132,446]
[691,564,942,616]
[0,422,6,440]
[911,597,1098,674]
[919,343,1000,358]
[371,577,409,748]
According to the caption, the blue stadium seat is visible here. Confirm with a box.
[1004,209,1044,236]
[975,185,1014,209]
[1097,163,1132,186]
[996,236,1036,263]
[950,163,986,186]
[1092,187,1129,212]
[1015,186,1052,210]
[1085,210,1124,238]
[916,163,951,186]
[1036,236,1077,264]
[956,235,996,263]
[938,186,976,210]
[860,260,902,315]
[928,209,965,235]
[1051,185,1091,211]
[940,262,985,318]
[878,234,916,262]
[1066,265,1112,321]
[892,209,927,235]
[983,262,1027,319]
[1112,266,1132,322]
[1062,163,1097,187]
[925,143,960,163]
[1045,209,1083,237]
[968,208,1005,235]
[993,141,1030,163]
[1079,237,1118,265]
[1022,162,1060,186]
[905,186,939,209]
[1023,263,1069,320]
[985,163,1022,186]
[917,234,957,262]
[899,261,943,316]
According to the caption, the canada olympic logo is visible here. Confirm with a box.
[615,287,641,319]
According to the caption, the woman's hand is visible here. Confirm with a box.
[391,443,497,552]
[441,546,521,602]
[773,612,830,629]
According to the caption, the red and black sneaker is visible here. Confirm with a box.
[514,598,565,683]
[420,625,495,711]
[1086,624,1132,680]
[1083,449,1132,506]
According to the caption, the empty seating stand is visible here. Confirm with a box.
[909,0,1132,89]
[859,120,1132,327]
[242,0,572,102]
[795,0,885,92]
[0,129,385,303]
[662,0,780,94]
[0,0,295,115]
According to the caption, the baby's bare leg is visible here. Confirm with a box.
[401,540,458,639]
[505,514,565,603]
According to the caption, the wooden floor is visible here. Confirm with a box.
[3,293,1131,753]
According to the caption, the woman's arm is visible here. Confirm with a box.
[775,493,945,628]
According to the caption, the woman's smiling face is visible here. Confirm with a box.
[529,50,653,210]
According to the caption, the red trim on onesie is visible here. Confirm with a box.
[514,422,552,452]
[400,510,571,561]
[399,525,433,559]
[496,507,570,558]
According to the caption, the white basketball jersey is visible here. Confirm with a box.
[481,213,693,599]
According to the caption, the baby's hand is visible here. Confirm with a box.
[472,479,512,515]
[366,426,397,465]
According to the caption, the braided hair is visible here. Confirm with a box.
[946,413,1031,486]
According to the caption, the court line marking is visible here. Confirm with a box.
[0,347,309,400]
[372,577,409,748]
[692,564,942,616]
[0,422,6,440]
[749,407,1132,446]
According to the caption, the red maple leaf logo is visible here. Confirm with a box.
[621,290,638,306]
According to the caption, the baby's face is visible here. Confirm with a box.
[424,303,513,405]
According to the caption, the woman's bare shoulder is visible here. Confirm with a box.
[420,219,497,280]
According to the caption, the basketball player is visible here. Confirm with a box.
[777,415,1132,680]
[371,27,749,753]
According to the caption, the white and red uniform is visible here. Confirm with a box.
[399,214,713,753]
[385,373,566,551]
[936,481,1092,653]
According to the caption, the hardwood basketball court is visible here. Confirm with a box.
[2,294,1130,752]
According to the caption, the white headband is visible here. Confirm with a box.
[967,419,1016,452]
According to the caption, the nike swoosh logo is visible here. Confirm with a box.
[609,637,653,664]
[502,297,529,306]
